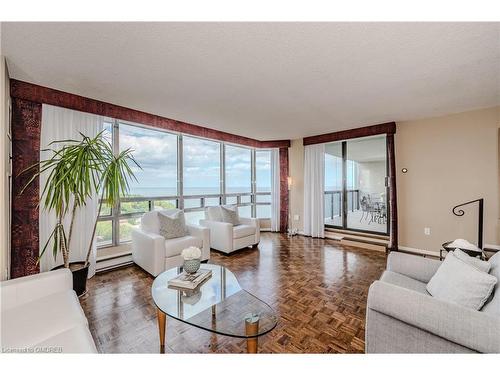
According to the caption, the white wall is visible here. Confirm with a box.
[288,106,500,253]
[396,106,499,252]
[0,54,11,280]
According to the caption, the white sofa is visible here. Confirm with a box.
[0,269,97,353]
[200,206,260,254]
[131,209,210,276]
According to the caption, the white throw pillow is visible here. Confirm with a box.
[426,252,497,310]
[220,205,240,225]
[453,248,491,273]
[206,206,223,222]
[447,238,482,252]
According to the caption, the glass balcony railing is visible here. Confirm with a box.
[324,189,360,220]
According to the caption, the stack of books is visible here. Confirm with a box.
[167,269,212,290]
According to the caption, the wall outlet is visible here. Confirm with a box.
[293,214,300,221]
[424,227,431,236]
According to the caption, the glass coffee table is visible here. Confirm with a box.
[151,264,277,353]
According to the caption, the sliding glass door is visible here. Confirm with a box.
[324,135,389,235]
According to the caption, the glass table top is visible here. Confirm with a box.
[151,264,277,338]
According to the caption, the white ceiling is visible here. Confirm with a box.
[1,22,499,140]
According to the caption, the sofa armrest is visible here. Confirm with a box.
[367,280,500,353]
[199,219,233,252]
[187,224,210,261]
[0,269,73,311]
[387,251,442,283]
[131,229,165,276]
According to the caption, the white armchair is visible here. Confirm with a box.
[131,209,210,276]
[200,206,260,254]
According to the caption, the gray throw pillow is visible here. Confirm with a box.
[453,248,491,273]
[158,210,189,239]
[426,252,497,310]
[482,252,500,315]
[220,205,240,225]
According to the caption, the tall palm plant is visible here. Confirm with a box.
[21,132,139,269]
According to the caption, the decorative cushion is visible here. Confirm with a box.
[426,252,497,310]
[158,210,189,239]
[482,252,500,315]
[232,224,256,239]
[206,206,223,222]
[141,209,179,234]
[447,238,482,252]
[220,205,240,225]
[453,248,491,273]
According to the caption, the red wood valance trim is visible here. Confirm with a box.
[302,122,396,146]
[10,79,290,149]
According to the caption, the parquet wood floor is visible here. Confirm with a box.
[80,233,386,353]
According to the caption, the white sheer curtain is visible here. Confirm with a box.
[303,143,325,238]
[270,149,281,232]
[39,105,104,277]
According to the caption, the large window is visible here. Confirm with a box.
[96,121,115,247]
[183,136,222,224]
[225,145,252,194]
[255,150,272,218]
[183,136,221,196]
[225,145,252,218]
[120,123,178,198]
[97,120,277,248]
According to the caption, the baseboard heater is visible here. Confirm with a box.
[96,252,133,273]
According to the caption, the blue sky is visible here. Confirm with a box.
[118,124,271,194]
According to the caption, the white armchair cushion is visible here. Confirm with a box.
[164,235,202,258]
[233,224,256,239]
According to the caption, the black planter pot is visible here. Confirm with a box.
[53,261,89,297]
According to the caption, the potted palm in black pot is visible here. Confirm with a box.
[21,132,139,296]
